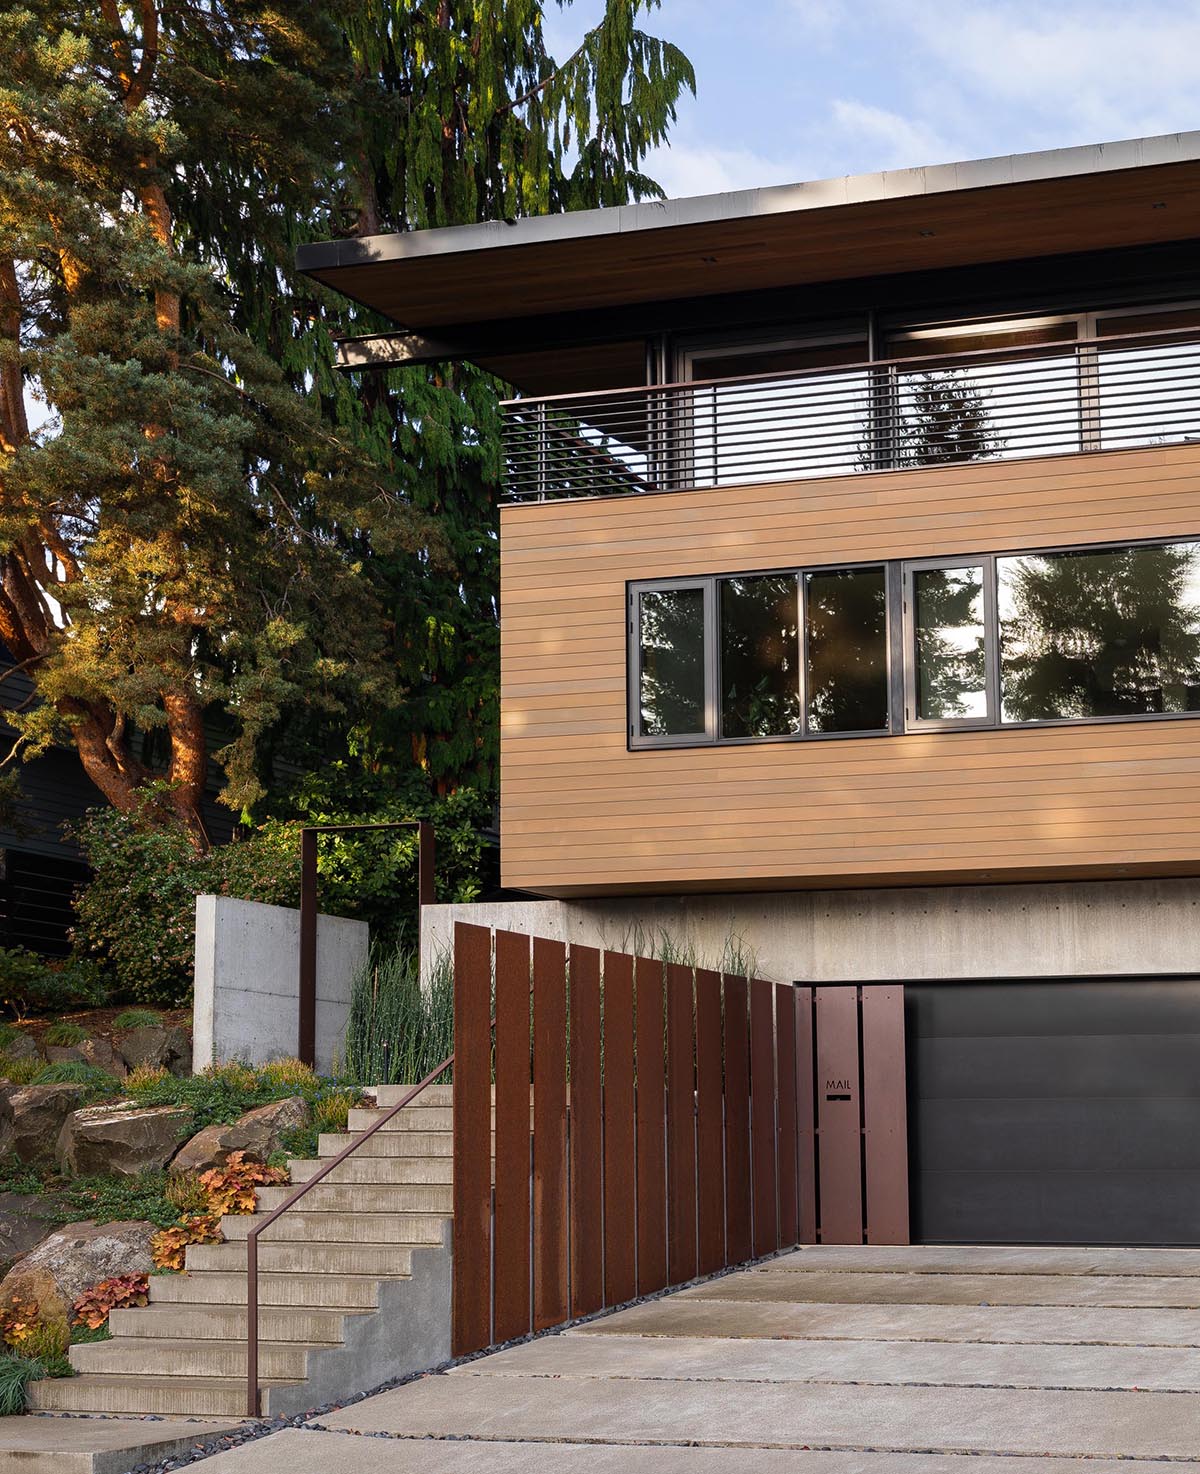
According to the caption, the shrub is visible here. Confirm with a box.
[31,1062,119,1098]
[44,1021,87,1047]
[343,940,453,1087]
[0,1056,41,1086]
[15,1321,68,1364]
[0,1351,42,1414]
[72,1275,149,1330]
[112,1009,162,1031]
[151,1214,221,1272]
[70,786,490,1006]
[0,950,107,1021]
[0,1022,18,1050]
[125,1063,169,1091]
[198,1152,287,1216]
[165,1171,210,1216]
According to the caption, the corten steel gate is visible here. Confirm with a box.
[451,924,908,1357]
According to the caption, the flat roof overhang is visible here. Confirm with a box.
[298,132,1200,338]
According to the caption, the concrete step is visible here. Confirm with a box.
[374,1084,455,1107]
[317,1130,454,1158]
[186,1239,420,1275]
[256,1182,452,1214]
[151,1269,393,1309]
[70,1335,325,1381]
[28,1373,293,1418]
[109,1301,363,1344]
[220,1209,448,1245]
[348,1106,454,1131]
[290,1155,453,1185]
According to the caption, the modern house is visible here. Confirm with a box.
[300,132,1200,1249]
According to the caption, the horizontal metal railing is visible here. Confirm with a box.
[500,326,1200,502]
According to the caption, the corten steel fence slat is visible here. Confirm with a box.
[776,982,800,1247]
[635,957,668,1295]
[694,967,725,1276]
[750,977,779,1258]
[569,944,605,1317]
[816,986,864,1244]
[722,974,753,1265]
[532,937,569,1330]
[451,923,493,1357]
[665,962,698,1285]
[602,951,637,1306]
[493,930,533,1343]
[795,987,818,1245]
[861,985,911,1245]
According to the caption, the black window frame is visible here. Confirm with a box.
[628,533,1200,750]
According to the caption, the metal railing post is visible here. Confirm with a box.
[297,828,318,1070]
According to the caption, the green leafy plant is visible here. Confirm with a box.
[0,1351,42,1414]
[54,1173,179,1230]
[14,1321,68,1366]
[44,1022,87,1047]
[0,1022,19,1051]
[72,1275,149,1331]
[343,940,453,1088]
[71,1322,111,1346]
[279,1086,360,1160]
[112,1009,162,1031]
[0,951,107,1022]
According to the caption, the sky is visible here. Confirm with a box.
[544,0,1200,199]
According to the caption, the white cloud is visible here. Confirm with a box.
[826,100,953,171]
[643,141,801,199]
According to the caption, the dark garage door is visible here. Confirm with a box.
[908,978,1200,1246]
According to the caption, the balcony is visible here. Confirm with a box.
[500,325,1200,503]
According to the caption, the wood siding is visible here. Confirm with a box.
[501,443,1200,896]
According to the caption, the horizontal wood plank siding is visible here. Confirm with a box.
[500,443,1200,895]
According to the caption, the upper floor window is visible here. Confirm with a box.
[632,535,1200,747]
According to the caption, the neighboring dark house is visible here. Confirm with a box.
[301,131,1200,1247]
[0,650,234,955]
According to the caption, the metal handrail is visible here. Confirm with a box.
[245,1055,453,1417]
[500,324,1200,503]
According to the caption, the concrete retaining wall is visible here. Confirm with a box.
[419,876,1200,984]
[193,896,368,1074]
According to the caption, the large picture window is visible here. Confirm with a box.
[631,536,1200,748]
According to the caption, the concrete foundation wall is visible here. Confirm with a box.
[419,876,1200,984]
[193,895,368,1074]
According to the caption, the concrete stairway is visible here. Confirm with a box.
[28,1085,454,1420]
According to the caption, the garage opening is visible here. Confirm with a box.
[907,977,1200,1246]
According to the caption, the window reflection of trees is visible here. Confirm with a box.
[1000,545,1200,721]
[805,569,888,733]
[914,567,988,720]
[639,588,705,736]
[719,576,800,738]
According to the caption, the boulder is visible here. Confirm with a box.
[0,1192,61,1277]
[0,1220,153,1328]
[56,1103,192,1176]
[117,1024,191,1077]
[0,1084,91,1162]
[0,1032,40,1065]
[45,1038,120,1072]
[171,1095,309,1173]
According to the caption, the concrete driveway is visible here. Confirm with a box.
[197,1245,1200,1471]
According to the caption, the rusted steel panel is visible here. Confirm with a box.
[749,977,778,1257]
[723,973,752,1266]
[602,951,637,1306]
[532,937,569,1330]
[569,944,604,1316]
[861,984,910,1246]
[775,983,799,1248]
[816,985,864,1245]
[635,956,667,1295]
[795,986,818,1244]
[665,962,697,1286]
[493,929,531,1344]
[452,922,493,1356]
[694,967,725,1276]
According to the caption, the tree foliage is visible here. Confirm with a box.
[0,2,694,851]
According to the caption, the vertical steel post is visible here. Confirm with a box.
[245,1230,259,1416]
[297,828,318,1070]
